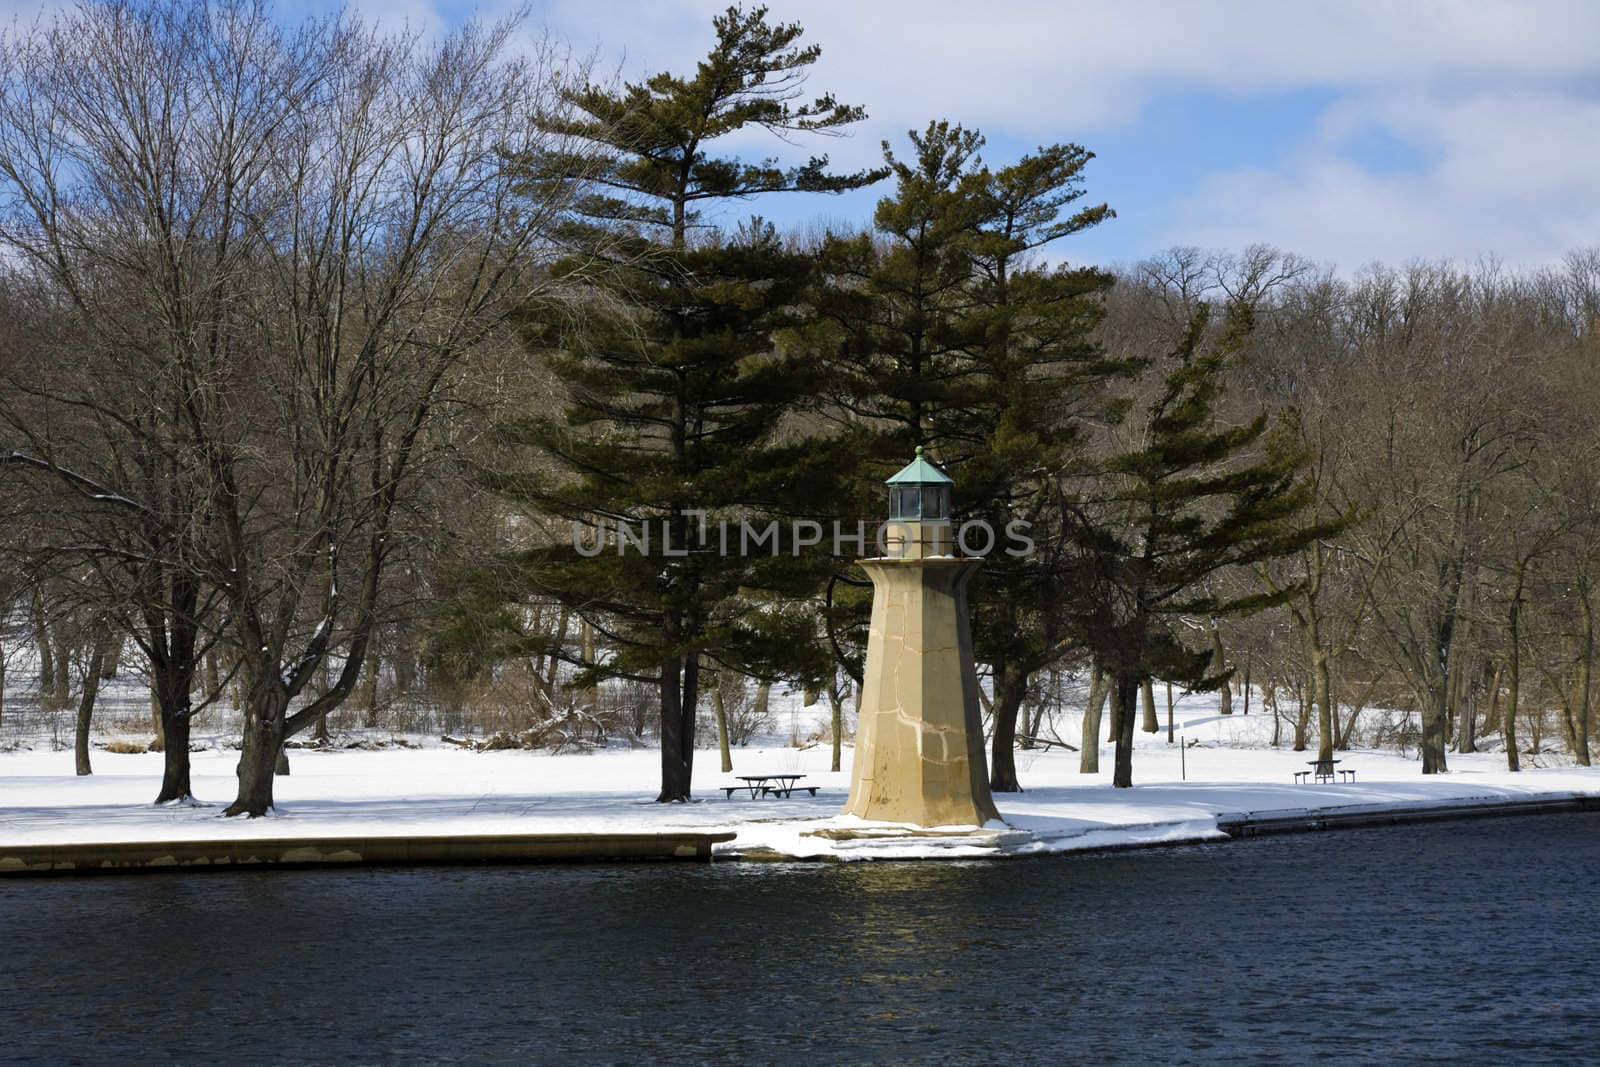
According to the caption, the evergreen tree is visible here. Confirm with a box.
[809,121,987,453]
[1074,302,1340,788]
[501,6,881,801]
[807,124,1126,791]
[955,145,1127,792]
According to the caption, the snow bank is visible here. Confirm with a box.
[5,698,1599,862]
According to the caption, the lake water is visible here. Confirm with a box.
[4,812,1597,1064]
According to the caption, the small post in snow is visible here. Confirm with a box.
[1180,735,1186,781]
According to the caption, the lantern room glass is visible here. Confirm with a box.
[889,484,950,521]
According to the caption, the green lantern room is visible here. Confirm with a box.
[883,446,955,558]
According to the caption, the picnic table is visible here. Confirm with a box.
[720,774,818,799]
[1017,735,1078,752]
[1294,758,1356,784]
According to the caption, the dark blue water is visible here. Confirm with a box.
[3,812,1597,1065]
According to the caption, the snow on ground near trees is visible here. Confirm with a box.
[4,689,1599,860]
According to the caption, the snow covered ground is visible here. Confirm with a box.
[5,687,1598,861]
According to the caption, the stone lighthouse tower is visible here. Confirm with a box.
[844,448,1000,828]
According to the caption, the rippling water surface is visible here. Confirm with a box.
[4,812,1597,1064]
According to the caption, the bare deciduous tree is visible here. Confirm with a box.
[0,0,592,814]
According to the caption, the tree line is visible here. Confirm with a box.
[0,2,1592,816]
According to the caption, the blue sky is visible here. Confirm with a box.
[506,0,1599,274]
[34,0,1595,273]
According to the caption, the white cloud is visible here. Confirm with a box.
[510,0,1600,266]
[1172,89,1600,267]
[533,0,1600,128]
[11,0,1593,266]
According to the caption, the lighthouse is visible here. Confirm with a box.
[844,448,1001,828]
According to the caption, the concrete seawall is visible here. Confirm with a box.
[7,794,1596,875]
[1215,793,1600,838]
[0,831,738,877]
[729,791,1600,862]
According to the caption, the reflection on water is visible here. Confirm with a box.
[4,813,1598,1064]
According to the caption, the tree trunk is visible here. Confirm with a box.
[683,653,699,783]
[581,620,599,713]
[51,636,70,704]
[100,636,121,680]
[547,609,570,689]
[1455,662,1478,755]
[1105,669,1122,746]
[1211,623,1232,714]
[656,644,697,802]
[148,580,204,803]
[1482,663,1503,739]
[1289,589,1335,761]
[1166,681,1175,744]
[74,631,114,776]
[156,713,192,804]
[1578,588,1593,766]
[74,687,94,777]
[1448,639,1475,755]
[1292,682,1311,752]
[1420,567,1464,773]
[149,688,166,752]
[1506,583,1523,772]
[1336,703,1361,750]
[1029,669,1056,739]
[1241,655,1251,715]
[753,679,771,736]
[1112,673,1138,788]
[1080,664,1106,773]
[657,657,684,800]
[1421,675,1450,774]
[393,639,418,693]
[1311,648,1333,763]
[360,637,382,728]
[1140,677,1158,733]
[311,647,333,742]
[713,682,733,774]
[1268,684,1282,746]
[829,679,844,773]
[31,590,54,704]
[529,604,548,680]
[226,682,289,817]
[989,660,1029,792]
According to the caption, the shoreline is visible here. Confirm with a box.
[5,791,1596,877]
[0,830,736,877]
[7,728,1598,875]
[726,789,1600,863]
[1214,791,1600,836]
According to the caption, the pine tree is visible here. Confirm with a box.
[955,145,1127,792]
[806,125,1126,791]
[1076,302,1341,788]
[501,6,881,801]
[808,121,987,453]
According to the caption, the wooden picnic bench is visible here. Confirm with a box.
[720,774,817,799]
[1294,758,1354,784]
[1017,735,1078,752]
